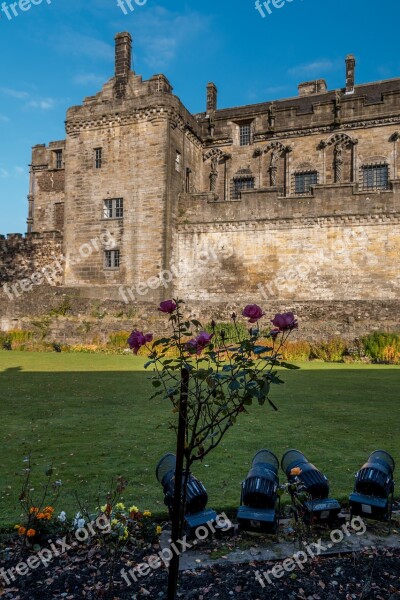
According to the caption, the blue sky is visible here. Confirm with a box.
[0,0,399,233]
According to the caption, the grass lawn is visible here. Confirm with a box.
[0,350,399,528]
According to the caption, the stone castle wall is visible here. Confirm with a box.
[2,36,400,340]
[0,285,400,344]
[0,232,63,289]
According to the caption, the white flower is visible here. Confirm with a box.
[58,511,67,523]
[73,512,86,529]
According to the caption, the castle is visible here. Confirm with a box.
[1,32,400,338]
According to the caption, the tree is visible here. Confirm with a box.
[129,299,299,599]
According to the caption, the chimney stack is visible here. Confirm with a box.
[115,32,132,98]
[345,54,356,94]
[206,82,218,113]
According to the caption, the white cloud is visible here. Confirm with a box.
[15,166,26,176]
[73,73,106,86]
[0,168,9,178]
[288,59,341,78]
[132,7,212,70]
[0,87,56,110]
[27,98,55,110]
[0,87,30,100]
[53,32,114,62]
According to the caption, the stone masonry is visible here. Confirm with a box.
[1,35,400,338]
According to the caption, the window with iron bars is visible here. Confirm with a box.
[104,249,120,269]
[103,198,123,219]
[231,176,255,199]
[294,171,318,195]
[54,150,63,169]
[239,123,251,146]
[95,148,102,169]
[362,164,389,190]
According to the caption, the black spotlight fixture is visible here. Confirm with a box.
[281,449,341,524]
[156,453,217,533]
[349,450,395,522]
[237,449,280,532]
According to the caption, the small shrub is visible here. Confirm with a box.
[362,332,400,364]
[311,338,348,362]
[49,297,72,317]
[108,331,131,349]
[281,340,312,362]
[204,321,248,344]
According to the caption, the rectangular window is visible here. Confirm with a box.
[54,149,63,169]
[104,249,120,269]
[103,198,123,219]
[239,124,251,146]
[175,150,181,172]
[362,164,389,190]
[232,177,255,199]
[294,171,318,195]
[95,148,102,169]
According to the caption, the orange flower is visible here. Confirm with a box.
[290,467,302,476]
[37,513,46,520]
[27,529,36,537]
[29,507,39,515]
[43,506,54,514]
[18,527,27,535]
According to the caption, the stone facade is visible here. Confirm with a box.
[1,36,400,336]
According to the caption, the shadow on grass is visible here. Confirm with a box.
[1,364,400,527]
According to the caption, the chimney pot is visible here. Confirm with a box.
[114,32,132,98]
[345,54,356,94]
[206,82,218,113]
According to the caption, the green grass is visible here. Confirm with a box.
[1,351,399,528]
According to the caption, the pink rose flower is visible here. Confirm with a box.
[242,304,265,323]
[158,300,177,314]
[271,312,298,331]
[186,331,214,355]
[127,330,153,355]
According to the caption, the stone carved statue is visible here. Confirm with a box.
[269,151,279,186]
[209,155,219,191]
[334,144,343,183]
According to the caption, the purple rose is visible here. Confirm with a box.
[186,331,214,355]
[271,312,298,331]
[128,330,153,355]
[158,300,177,314]
[242,304,265,323]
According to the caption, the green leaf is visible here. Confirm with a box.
[228,379,241,391]
[191,319,202,327]
[253,346,273,354]
[152,380,162,388]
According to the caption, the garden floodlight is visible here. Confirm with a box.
[156,453,217,533]
[349,450,395,522]
[281,449,341,524]
[237,449,279,532]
